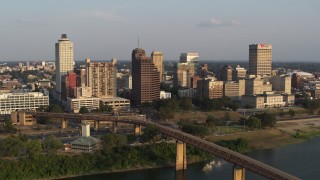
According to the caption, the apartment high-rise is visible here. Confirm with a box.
[131,48,160,105]
[55,34,74,96]
[86,58,117,98]
[151,51,164,82]
[249,44,272,76]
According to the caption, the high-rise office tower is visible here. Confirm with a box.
[86,58,117,98]
[61,71,77,101]
[220,65,233,81]
[249,44,272,76]
[151,51,164,82]
[131,48,160,105]
[232,65,247,81]
[180,53,199,67]
[175,63,196,88]
[55,34,74,95]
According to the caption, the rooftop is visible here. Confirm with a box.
[70,136,101,146]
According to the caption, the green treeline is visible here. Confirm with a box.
[0,141,210,180]
[216,138,250,153]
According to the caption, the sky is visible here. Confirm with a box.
[0,0,320,62]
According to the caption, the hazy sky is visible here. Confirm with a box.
[1,0,320,61]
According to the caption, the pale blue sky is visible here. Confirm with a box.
[0,0,319,61]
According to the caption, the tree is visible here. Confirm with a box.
[206,115,218,127]
[181,123,211,138]
[79,106,89,113]
[224,111,231,121]
[3,117,17,133]
[98,101,113,113]
[288,109,296,117]
[48,104,63,113]
[1,136,24,157]
[101,134,127,152]
[159,106,174,120]
[43,135,63,153]
[255,113,276,128]
[141,125,159,143]
[247,117,261,129]
[26,140,42,159]
[180,97,193,111]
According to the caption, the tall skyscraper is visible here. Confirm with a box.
[151,51,164,82]
[55,34,74,97]
[180,53,199,67]
[175,63,196,88]
[86,58,117,98]
[232,65,247,81]
[61,71,77,101]
[131,48,160,105]
[220,65,233,81]
[249,44,272,76]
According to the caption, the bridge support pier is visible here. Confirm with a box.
[61,118,68,129]
[94,121,100,131]
[134,125,142,135]
[112,122,118,133]
[176,140,187,171]
[233,165,245,180]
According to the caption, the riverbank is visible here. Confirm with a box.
[205,119,320,150]
[53,120,320,180]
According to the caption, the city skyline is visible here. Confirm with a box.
[0,0,320,61]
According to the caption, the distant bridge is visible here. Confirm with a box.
[32,112,300,180]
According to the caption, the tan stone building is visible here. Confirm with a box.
[249,44,272,76]
[282,94,295,106]
[175,63,196,88]
[224,80,245,100]
[55,34,74,97]
[220,65,233,81]
[86,58,117,98]
[232,65,247,81]
[197,79,223,99]
[245,78,264,95]
[11,111,36,125]
[271,75,291,94]
[151,51,164,83]
[241,93,294,109]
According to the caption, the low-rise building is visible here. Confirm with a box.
[71,121,101,151]
[100,97,130,110]
[11,111,36,125]
[178,89,197,98]
[66,97,100,113]
[0,92,49,114]
[241,93,294,109]
[160,91,171,99]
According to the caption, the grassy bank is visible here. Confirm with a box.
[206,122,320,150]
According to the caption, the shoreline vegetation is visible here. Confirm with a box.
[1,119,320,179]
[58,120,320,179]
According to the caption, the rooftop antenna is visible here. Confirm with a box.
[138,36,140,47]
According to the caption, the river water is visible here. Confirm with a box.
[67,137,320,180]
